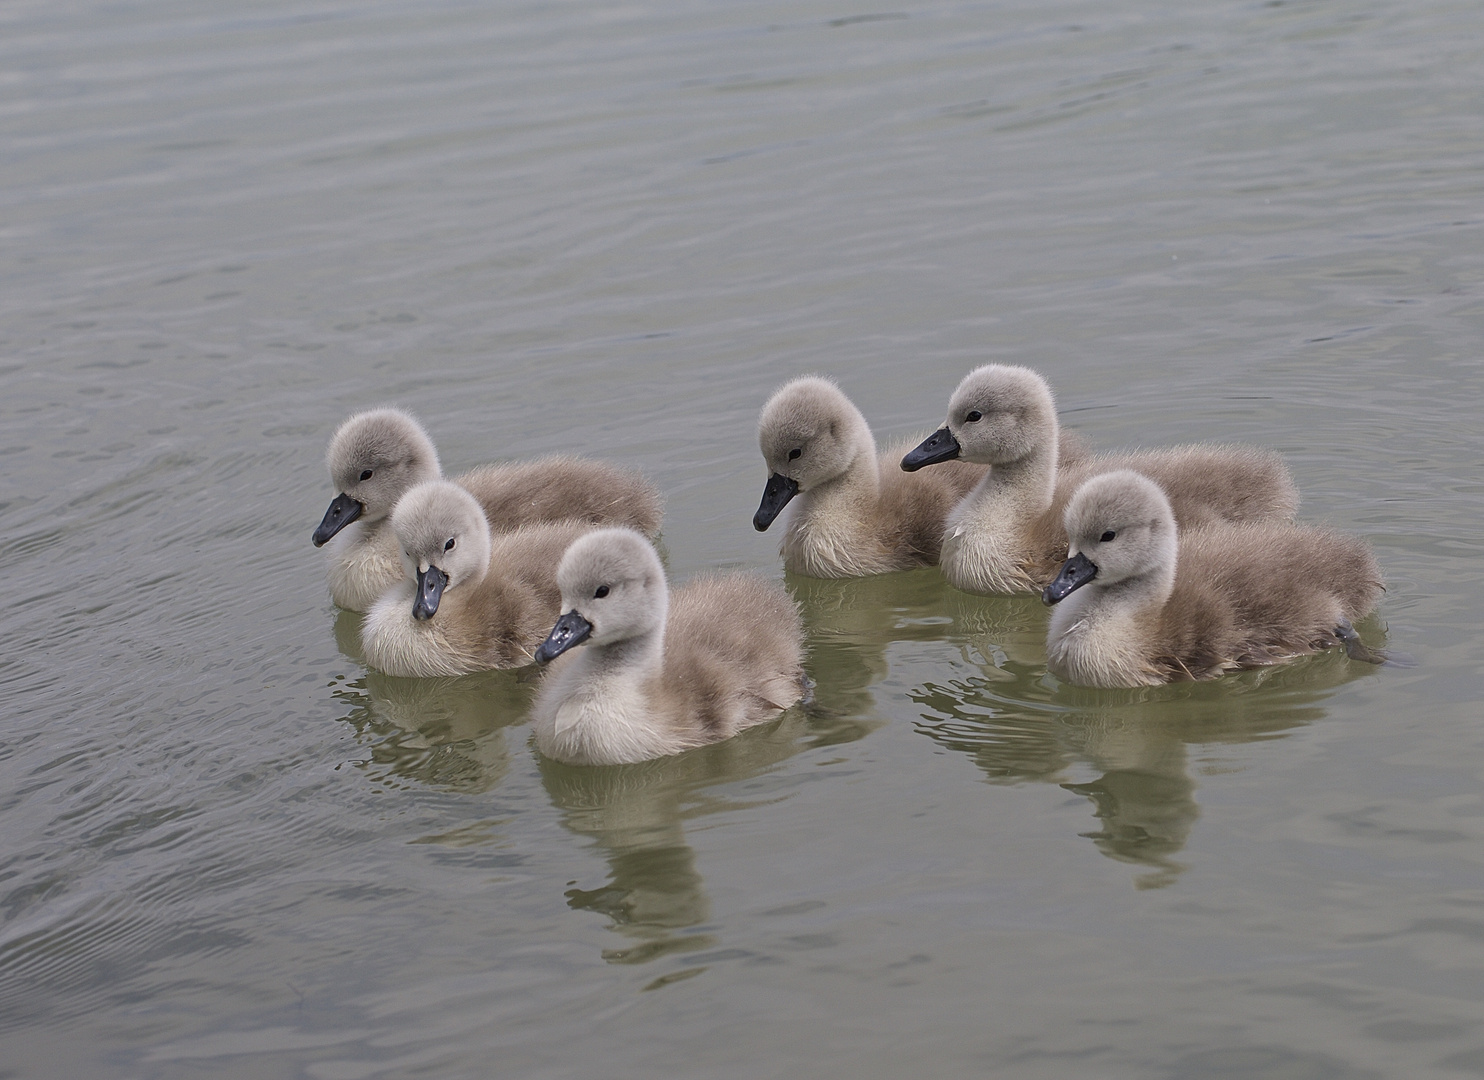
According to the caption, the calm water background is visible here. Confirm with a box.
[2,0,1483,1076]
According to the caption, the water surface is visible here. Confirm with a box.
[3,0,1484,1076]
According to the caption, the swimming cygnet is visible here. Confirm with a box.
[312,408,663,611]
[900,365,1299,594]
[1041,470,1383,688]
[530,528,808,765]
[360,481,593,678]
[753,376,1000,578]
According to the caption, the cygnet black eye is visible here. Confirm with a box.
[594,585,610,599]
[788,448,802,461]
[1100,530,1116,543]
[360,469,373,481]
[965,411,983,423]
[444,538,456,551]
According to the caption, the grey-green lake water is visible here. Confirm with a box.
[3,0,1483,1076]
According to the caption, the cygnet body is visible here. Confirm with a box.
[753,377,1003,578]
[530,528,807,765]
[1042,470,1383,688]
[901,365,1300,594]
[361,481,591,678]
[312,408,663,611]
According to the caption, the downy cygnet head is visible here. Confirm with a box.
[389,481,492,621]
[1043,470,1178,604]
[754,377,871,530]
[312,408,441,546]
[902,364,1057,471]
[535,528,667,662]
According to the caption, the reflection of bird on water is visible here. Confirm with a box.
[332,606,538,792]
[788,570,1052,722]
[330,657,535,794]
[333,607,369,664]
[1059,728,1197,891]
[1063,763,1196,891]
[912,646,1375,887]
[911,675,1072,784]
[788,569,951,720]
[536,710,857,965]
[563,840,709,967]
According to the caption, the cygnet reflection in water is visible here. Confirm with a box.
[787,570,1055,718]
[536,709,849,968]
[332,666,536,795]
[912,643,1377,889]
[786,568,961,720]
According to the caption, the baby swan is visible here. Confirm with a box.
[530,528,807,765]
[361,481,591,678]
[312,408,663,611]
[1042,470,1383,688]
[753,376,995,578]
[901,364,1299,594]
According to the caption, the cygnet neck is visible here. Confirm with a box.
[957,435,1059,533]
[989,434,1057,501]
[584,624,666,678]
[799,435,880,520]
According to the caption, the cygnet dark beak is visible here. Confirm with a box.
[900,427,960,472]
[753,473,800,531]
[412,565,449,621]
[313,493,363,546]
[535,610,593,663]
[1043,552,1098,605]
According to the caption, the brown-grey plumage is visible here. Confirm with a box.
[361,481,592,677]
[314,408,663,611]
[1044,470,1383,688]
[531,528,807,765]
[754,376,997,577]
[909,365,1299,594]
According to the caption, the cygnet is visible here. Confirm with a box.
[901,365,1299,593]
[312,408,663,610]
[530,528,808,765]
[360,481,592,678]
[753,376,1011,577]
[1042,470,1384,688]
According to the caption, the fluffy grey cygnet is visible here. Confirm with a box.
[900,365,1299,595]
[752,376,994,578]
[312,408,663,611]
[530,528,808,765]
[360,481,591,678]
[1042,470,1384,688]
